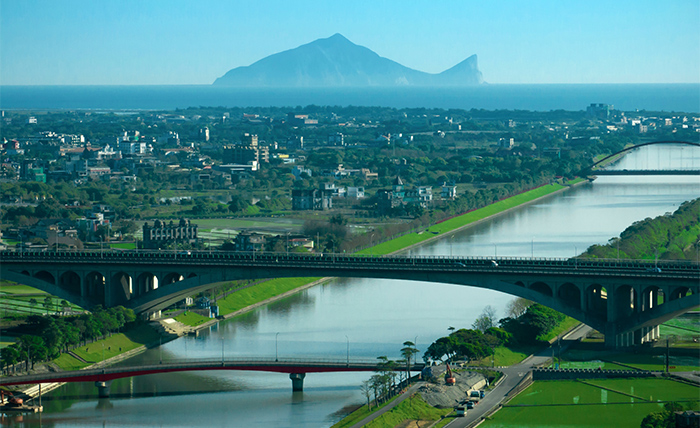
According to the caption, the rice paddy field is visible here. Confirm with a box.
[481,378,699,428]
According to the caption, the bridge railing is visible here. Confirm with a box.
[131,356,397,365]
[2,249,698,274]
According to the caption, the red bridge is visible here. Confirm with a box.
[0,358,426,395]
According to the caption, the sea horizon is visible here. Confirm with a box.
[1,83,698,112]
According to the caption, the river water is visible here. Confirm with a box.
[8,144,700,427]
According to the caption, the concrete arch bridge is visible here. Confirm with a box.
[1,250,697,349]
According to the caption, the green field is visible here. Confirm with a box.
[174,311,211,327]
[0,282,46,294]
[558,346,700,372]
[109,242,137,250]
[482,378,699,428]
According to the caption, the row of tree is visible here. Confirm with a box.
[360,341,420,410]
[0,306,136,371]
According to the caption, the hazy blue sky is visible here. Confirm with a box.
[2,0,698,85]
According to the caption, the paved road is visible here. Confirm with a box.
[444,324,593,428]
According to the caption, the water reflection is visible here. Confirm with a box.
[23,145,700,427]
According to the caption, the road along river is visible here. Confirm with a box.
[8,144,700,428]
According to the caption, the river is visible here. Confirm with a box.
[7,144,700,427]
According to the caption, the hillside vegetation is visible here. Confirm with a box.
[583,198,700,260]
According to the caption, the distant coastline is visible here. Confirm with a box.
[1,83,698,112]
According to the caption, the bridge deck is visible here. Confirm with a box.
[0,358,426,386]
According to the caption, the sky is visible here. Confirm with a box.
[1,0,699,85]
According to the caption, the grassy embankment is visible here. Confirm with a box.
[480,378,699,428]
[52,324,161,371]
[357,183,567,255]
[332,394,450,428]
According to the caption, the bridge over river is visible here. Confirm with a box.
[1,250,698,349]
[0,357,426,394]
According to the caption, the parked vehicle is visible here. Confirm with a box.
[466,401,475,409]
[456,406,466,417]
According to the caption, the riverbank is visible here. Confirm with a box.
[177,179,586,332]
[4,321,171,404]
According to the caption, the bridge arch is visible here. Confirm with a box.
[112,272,133,304]
[589,141,700,170]
[669,286,693,301]
[641,285,663,311]
[614,285,637,318]
[85,271,106,305]
[557,282,581,310]
[34,270,55,285]
[59,271,81,295]
[529,281,552,297]
[135,272,158,297]
[585,284,607,319]
[162,272,184,286]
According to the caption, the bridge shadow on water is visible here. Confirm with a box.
[40,383,362,403]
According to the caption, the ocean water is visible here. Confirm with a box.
[0,84,698,112]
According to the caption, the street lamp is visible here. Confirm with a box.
[221,338,225,364]
[275,332,280,362]
[345,335,349,366]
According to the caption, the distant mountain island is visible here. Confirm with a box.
[213,33,483,87]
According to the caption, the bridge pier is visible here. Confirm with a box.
[289,373,306,392]
[95,380,113,398]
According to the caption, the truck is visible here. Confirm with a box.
[456,405,467,417]
[469,390,480,403]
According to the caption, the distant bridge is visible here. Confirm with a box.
[0,357,425,394]
[587,140,700,176]
[1,249,698,349]
[592,169,700,176]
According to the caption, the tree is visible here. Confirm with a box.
[472,305,497,332]
[114,220,138,237]
[360,380,373,410]
[43,296,53,314]
[0,346,19,371]
[228,195,249,213]
[19,335,48,370]
[640,402,684,428]
[94,224,111,242]
[400,341,419,386]
[506,298,532,318]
